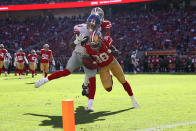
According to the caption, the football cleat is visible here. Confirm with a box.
[82,84,89,97]
[35,78,49,88]
[19,75,22,79]
[131,96,140,108]
[85,107,94,112]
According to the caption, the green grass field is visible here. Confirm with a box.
[0,73,196,131]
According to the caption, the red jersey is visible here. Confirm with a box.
[155,58,159,64]
[152,58,156,64]
[85,36,113,67]
[28,54,38,63]
[101,20,112,36]
[40,49,52,63]
[168,58,173,64]
[0,49,7,61]
[16,53,26,63]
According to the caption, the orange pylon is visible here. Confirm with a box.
[62,100,75,131]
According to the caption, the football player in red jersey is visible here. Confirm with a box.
[40,44,55,78]
[15,48,28,79]
[85,31,139,108]
[28,50,38,78]
[82,7,118,97]
[0,44,8,76]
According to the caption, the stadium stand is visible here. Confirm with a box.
[0,2,196,73]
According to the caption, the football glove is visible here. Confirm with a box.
[74,34,88,45]
[108,45,119,57]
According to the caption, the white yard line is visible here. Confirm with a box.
[28,128,60,131]
[0,123,15,125]
[136,121,196,131]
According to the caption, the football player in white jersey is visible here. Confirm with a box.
[35,14,101,112]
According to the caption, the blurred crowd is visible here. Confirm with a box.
[0,0,92,6]
[1,8,196,73]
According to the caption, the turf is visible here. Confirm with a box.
[0,73,196,131]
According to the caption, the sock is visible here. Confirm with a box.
[122,81,133,96]
[48,68,71,81]
[15,69,17,75]
[87,99,94,109]
[21,70,23,76]
[19,69,22,76]
[44,73,48,78]
[88,77,96,99]
[32,70,35,75]
[4,68,8,73]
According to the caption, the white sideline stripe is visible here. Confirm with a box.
[136,121,196,131]
[28,128,58,131]
[0,123,15,125]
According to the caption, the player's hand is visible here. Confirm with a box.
[74,34,88,45]
[111,49,119,57]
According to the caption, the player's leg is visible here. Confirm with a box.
[18,63,24,79]
[30,63,35,78]
[99,66,113,92]
[35,52,81,88]
[83,67,97,111]
[81,73,89,97]
[44,63,49,78]
[109,58,139,108]
[14,62,18,76]
[40,63,44,76]
[3,61,8,76]
[0,61,3,76]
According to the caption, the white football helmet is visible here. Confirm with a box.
[0,44,4,49]
[89,31,102,50]
[43,44,49,50]
[91,7,104,22]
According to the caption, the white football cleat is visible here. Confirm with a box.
[85,107,94,112]
[35,78,49,88]
[19,75,22,79]
[131,96,140,108]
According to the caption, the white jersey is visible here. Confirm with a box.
[131,54,136,63]
[73,23,101,55]
[131,54,138,66]
[73,23,90,55]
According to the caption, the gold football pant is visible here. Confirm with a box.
[29,63,36,71]
[17,63,24,70]
[40,63,49,73]
[99,58,126,90]
[0,61,4,69]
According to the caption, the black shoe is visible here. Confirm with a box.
[82,84,89,97]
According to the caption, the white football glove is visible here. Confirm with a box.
[74,34,86,45]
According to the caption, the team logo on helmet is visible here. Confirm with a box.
[87,14,101,33]
[89,31,102,50]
